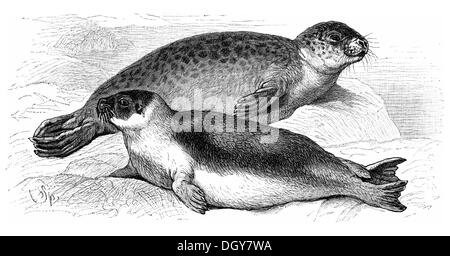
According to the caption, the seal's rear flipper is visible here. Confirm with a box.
[362,180,408,212]
[31,121,98,158]
[365,157,407,185]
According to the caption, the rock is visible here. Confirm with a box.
[272,77,401,146]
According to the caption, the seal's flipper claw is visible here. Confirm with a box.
[34,136,84,158]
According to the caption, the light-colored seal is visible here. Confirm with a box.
[97,90,407,214]
[31,21,369,157]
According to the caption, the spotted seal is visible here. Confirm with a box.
[31,21,369,157]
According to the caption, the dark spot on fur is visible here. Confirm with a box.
[211,51,220,60]
[188,51,196,58]
[220,58,228,63]
[162,75,167,83]
[234,45,244,56]
[221,40,232,47]
[174,54,181,60]
[179,45,189,53]
[192,58,199,64]
[180,65,185,72]
[198,51,208,58]
[181,56,190,64]
[220,48,231,56]
[211,44,220,51]
[234,34,244,41]
[194,43,203,51]
[160,53,168,61]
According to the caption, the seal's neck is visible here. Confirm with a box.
[300,59,340,87]
[121,104,175,146]
[287,51,340,106]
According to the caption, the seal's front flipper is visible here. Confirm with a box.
[234,83,282,122]
[109,164,145,181]
[172,174,208,214]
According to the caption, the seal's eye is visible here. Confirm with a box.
[118,98,130,107]
[328,33,342,42]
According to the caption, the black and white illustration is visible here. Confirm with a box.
[2,1,446,231]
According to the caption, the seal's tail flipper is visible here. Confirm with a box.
[365,157,406,185]
[362,180,408,212]
[30,110,100,158]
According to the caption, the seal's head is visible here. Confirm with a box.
[97,90,165,131]
[296,21,369,74]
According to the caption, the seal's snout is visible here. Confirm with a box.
[345,38,369,57]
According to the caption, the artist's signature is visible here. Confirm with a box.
[177,240,272,254]
[29,185,57,206]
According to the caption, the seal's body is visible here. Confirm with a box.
[97,90,407,214]
[32,21,369,158]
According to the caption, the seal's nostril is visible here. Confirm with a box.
[98,99,108,110]
[357,39,368,50]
